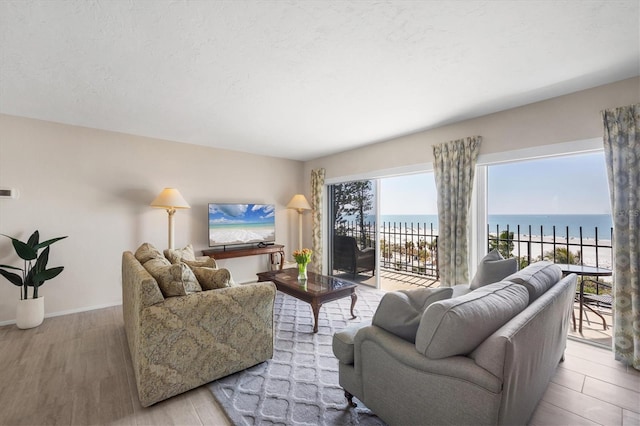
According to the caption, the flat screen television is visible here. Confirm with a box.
[208,203,276,247]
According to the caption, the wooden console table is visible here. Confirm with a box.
[202,244,285,270]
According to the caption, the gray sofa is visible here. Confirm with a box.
[333,261,576,425]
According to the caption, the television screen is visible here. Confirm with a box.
[208,203,276,247]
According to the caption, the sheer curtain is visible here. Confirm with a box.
[310,168,325,274]
[602,104,640,370]
[433,136,481,287]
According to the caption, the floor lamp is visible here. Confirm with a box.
[287,194,312,251]
[150,188,191,249]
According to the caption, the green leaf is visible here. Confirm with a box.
[24,267,35,286]
[0,264,23,271]
[0,269,23,286]
[26,230,39,249]
[0,235,38,261]
[33,266,64,284]
[34,236,67,251]
[34,246,50,273]
[12,239,37,261]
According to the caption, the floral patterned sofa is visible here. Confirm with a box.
[122,243,276,407]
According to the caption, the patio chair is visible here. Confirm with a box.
[580,279,613,330]
[333,235,376,278]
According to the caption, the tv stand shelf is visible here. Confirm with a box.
[202,244,285,270]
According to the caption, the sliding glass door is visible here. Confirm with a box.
[327,172,439,290]
[328,180,378,285]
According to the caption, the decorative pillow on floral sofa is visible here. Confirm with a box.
[164,244,197,263]
[135,242,167,264]
[191,266,235,290]
[165,244,219,269]
[135,243,202,297]
[147,262,203,297]
[135,243,232,296]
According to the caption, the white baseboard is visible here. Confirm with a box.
[0,301,123,327]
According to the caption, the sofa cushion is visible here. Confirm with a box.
[332,321,370,365]
[143,261,202,297]
[415,282,529,359]
[191,267,234,290]
[503,261,562,302]
[372,287,453,343]
[183,258,218,269]
[164,244,197,264]
[135,243,167,264]
[451,284,472,298]
[470,249,519,290]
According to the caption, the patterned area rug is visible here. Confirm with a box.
[208,284,387,425]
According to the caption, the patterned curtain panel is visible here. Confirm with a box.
[602,104,640,370]
[433,136,482,287]
[310,168,326,274]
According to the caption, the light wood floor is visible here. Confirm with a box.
[0,305,638,426]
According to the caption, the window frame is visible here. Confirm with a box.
[470,137,604,276]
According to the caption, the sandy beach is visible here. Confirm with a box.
[209,228,275,246]
[509,235,612,269]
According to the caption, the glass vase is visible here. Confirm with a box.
[297,262,308,281]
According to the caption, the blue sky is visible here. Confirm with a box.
[380,152,611,215]
[381,173,438,215]
[209,203,275,224]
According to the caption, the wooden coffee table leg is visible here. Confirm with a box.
[350,291,357,319]
[311,300,321,333]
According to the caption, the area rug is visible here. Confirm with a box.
[208,284,387,426]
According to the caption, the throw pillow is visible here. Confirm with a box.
[183,258,218,269]
[164,244,197,264]
[415,282,529,359]
[142,257,172,272]
[191,267,234,290]
[470,249,518,290]
[372,287,453,343]
[134,242,166,264]
[143,261,202,297]
[503,261,562,302]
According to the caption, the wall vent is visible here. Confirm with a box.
[0,188,19,199]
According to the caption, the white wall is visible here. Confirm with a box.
[305,77,640,180]
[0,115,304,324]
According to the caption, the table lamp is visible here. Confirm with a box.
[150,188,190,249]
[286,194,312,251]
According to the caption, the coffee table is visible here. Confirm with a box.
[257,268,358,333]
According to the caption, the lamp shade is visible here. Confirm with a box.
[150,188,191,209]
[286,194,311,212]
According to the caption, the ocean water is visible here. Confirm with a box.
[487,214,612,239]
[360,214,612,239]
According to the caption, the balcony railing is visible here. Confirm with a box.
[335,220,439,278]
[487,224,613,270]
[334,220,613,281]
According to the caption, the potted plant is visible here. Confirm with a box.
[0,230,67,329]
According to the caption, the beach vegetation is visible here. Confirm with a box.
[515,256,533,270]
[330,181,374,249]
[489,230,514,258]
[543,247,581,264]
[330,183,353,236]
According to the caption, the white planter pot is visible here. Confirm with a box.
[16,297,45,329]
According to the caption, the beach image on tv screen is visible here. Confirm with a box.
[209,203,275,246]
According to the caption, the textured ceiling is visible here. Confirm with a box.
[1,1,638,161]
